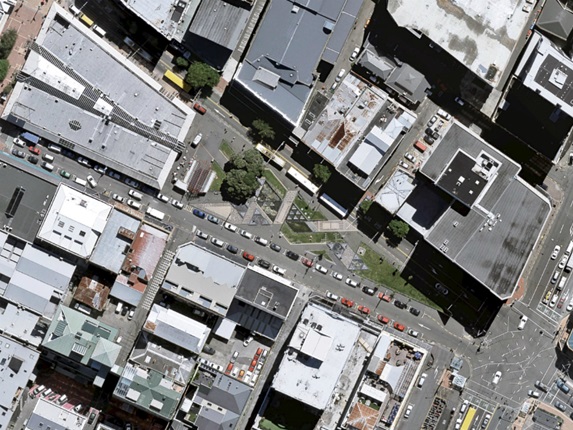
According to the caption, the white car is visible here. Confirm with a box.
[518,315,528,330]
[77,156,92,168]
[523,4,532,12]
[492,371,502,385]
[191,133,202,147]
[349,47,360,61]
[417,373,427,387]
[399,161,409,169]
[455,418,463,429]
[13,137,25,147]
[528,390,540,398]
[172,199,184,209]
[243,335,254,347]
[345,278,359,288]
[224,222,238,232]
[559,255,568,269]
[127,199,142,210]
[273,265,286,276]
[335,68,346,82]
[211,237,224,247]
[404,153,416,163]
[551,245,561,260]
[196,230,209,240]
[326,291,339,301]
[112,193,124,203]
[156,193,169,203]
[404,404,413,419]
[408,329,419,338]
[567,299,573,312]
[332,272,343,281]
[86,175,97,188]
[240,229,253,239]
[315,264,328,274]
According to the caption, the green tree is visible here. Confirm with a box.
[0,60,10,82]
[185,62,220,89]
[251,119,275,141]
[359,199,373,213]
[175,57,189,68]
[228,149,264,177]
[387,219,410,240]
[222,169,260,202]
[312,164,331,184]
[0,29,17,59]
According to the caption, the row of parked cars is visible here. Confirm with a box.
[28,384,98,423]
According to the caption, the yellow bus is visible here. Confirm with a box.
[164,70,191,92]
[461,407,477,430]
[80,14,94,27]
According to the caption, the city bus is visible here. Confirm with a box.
[286,166,319,195]
[255,143,286,169]
[461,407,476,430]
[163,70,191,93]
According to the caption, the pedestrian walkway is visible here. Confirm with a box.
[316,219,358,232]
[274,190,298,224]
[141,249,175,311]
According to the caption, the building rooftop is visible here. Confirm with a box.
[144,304,210,354]
[114,362,184,420]
[387,0,531,87]
[191,370,252,430]
[90,210,141,274]
[515,31,573,118]
[384,63,430,105]
[3,5,193,189]
[42,305,120,369]
[234,0,363,126]
[184,0,251,70]
[118,0,200,42]
[537,0,573,41]
[0,334,39,430]
[26,398,87,430]
[162,242,245,315]
[271,303,361,410]
[375,170,416,214]
[73,276,110,312]
[0,301,43,346]
[37,184,112,258]
[304,74,388,166]
[413,122,551,299]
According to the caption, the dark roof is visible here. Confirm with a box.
[436,152,488,207]
[537,0,573,40]
[385,63,430,104]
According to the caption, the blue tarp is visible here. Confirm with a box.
[20,132,39,145]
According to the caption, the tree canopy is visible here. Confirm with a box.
[359,199,373,214]
[251,119,275,141]
[0,60,10,82]
[0,29,17,60]
[387,219,410,240]
[312,164,331,184]
[185,62,220,89]
[228,149,264,177]
[222,148,265,202]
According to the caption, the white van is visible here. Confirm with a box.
[42,153,54,162]
[92,25,106,38]
[69,4,81,16]
[191,133,202,148]
[558,276,567,291]
[115,301,123,314]
[41,162,54,172]
[73,177,87,187]
[566,240,573,256]
[128,189,143,200]
[47,143,62,153]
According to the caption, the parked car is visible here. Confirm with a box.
[332,272,343,281]
[193,103,207,114]
[211,237,224,247]
[341,297,354,307]
[345,278,359,288]
[156,193,169,203]
[555,401,567,412]
[285,250,299,260]
[77,156,92,168]
[393,322,405,331]
[243,334,254,347]
[326,291,339,301]
[335,68,346,82]
[349,47,360,61]
[13,137,25,147]
[207,214,220,224]
[357,305,370,315]
[492,371,502,385]
[407,329,419,338]
[301,257,313,268]
[404,152,416,163]
[240,229,253,239]
[112,193,124,203]
[191,133,202,147]
[258,259,271,269]
[409,307,421,316]
[193,208,206,218]
[28,145,41,155]
[127,199,141,210]
[362,286,376,295]
[86,175,97,188]
[423,135,435,145]
[557,378,570,393]
[394,300,407,309]
[378,293,392,302]
[196,230,209,240]
[518,315,528,330]
[94,164,107,174]
[535,380,549,392]
[377,315,390,324]
[269,243,281,252]
[552,245,561,259]
[202,345,216,355]
[404,404,413,419]
[60,170,71,179]
[226,244,239,254]
[224,222,238,232]
[11,148,25,158]
[172,199,184,209]
[242,251,255,261]
[315,264,328,274]
[527,390,540,398]
[272,265,286,276]
[27,155,39,164]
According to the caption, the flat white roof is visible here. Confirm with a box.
[27,398,86,430]
[388,0,531,87]
[37,185,112,258]
[272,303,361,410]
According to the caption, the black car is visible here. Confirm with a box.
[424,127,434,136]
[286,250,299,261]
[258,259,271,269]
[11,148,25,158]
[423,135,435,145]
[362,286,376,295]
[202,345,216,355]
[409,307,421,316]
[226,244,239,254]
[270,243,282,252]
[394,300,407,309]
[27,155,39,164]
[88,412,97,424]
[121,305,129,316]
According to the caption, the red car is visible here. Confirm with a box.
[28,146,40,155]
[193,103,207,114]
[248,359,258,372]
[558,297,566,309]
[378,292,392,302]
[242,251,255,262]
[357,305,370,315]
[341,297,354,308]
[225,363,233,375]
[393,322,405,332]
[377,315,390,324]
[301,257,313,268]
[255,347,263,360]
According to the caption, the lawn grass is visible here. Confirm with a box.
[262,169,287,198]
[281,222,343,244]
[210,161,225,191]
[220,140,235,160]
[294,195,327,221]
[359,242,440,309]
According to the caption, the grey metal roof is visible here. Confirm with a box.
[235,0,363,125]
[537,0,573,40]
[385,63,430,104]
[90,210,141,274]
